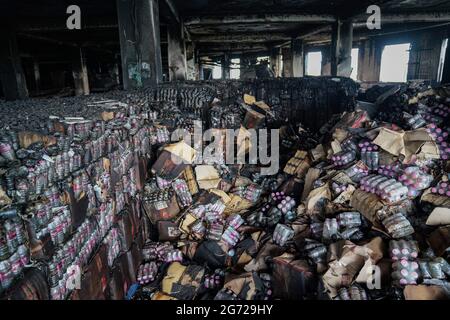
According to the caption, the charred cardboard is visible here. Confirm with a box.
[421,188,450,208]
[106,261,125,300]
[283,150,311,178]
[157,220,182,241]
[404,285,449,300]
[151,150,188,180]
[116,211,134,251]
[143,193,180,224]
[223,272,266,300]
[152,141,196,180]
[65,185,89,230]
[373,127,439,163]
[322,238,384,298]
[161,262,205,300]
[243,107,265,129]
[244,242,285,272]
[427,226,450,257]
[125,243,142,283]
[74,244,109,300]
[272,253,318,300]
[195,165,221,190]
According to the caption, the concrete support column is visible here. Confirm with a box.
[185,42,197,80]
[330,18,353,77]
[33,59,41,94]
[72,48,90,96]
[199,63,204,80]
[116,0,163,89]
[357,39,382,82]
[270,47,281,77]
[321,46,332,76]
[282,47,292,77]
[221,54,230,79]
[291,39,304,77]
[0,29,28,100]
[168,22,187,81]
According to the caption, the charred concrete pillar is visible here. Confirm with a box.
[330,18,353,77]
[33,59,41,94]
[168,22,187,81]
[116,0,163,89]
[358,39,382,82]
[282,47,292,77]
[72,48,90,96]
[291,39,304,77]
[185,42,197,80]
[321,46,331,76]
[0,29,28,100]
[222,54,230,80]
[270,47,281,77]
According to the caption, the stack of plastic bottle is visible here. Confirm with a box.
[389,240,420,286]
[344,162,369,183]
[431,181,450,197]
[246,191,295,227]
[381,213,415,238]
[331,150,356,167]
[406,113,427,129]
[336,285,369,300]
[398,166,433,198]
[359,141,380,171]
[203,269,225,289]
[221,215,244,247]
[137,261,159,285]
[360,175,409,203]
[377,162,402,178]
[272,224,294,246]
[341,138,358,153]
[331,181,349,195]
[165,249,183,263]
[426,124,450,160]
[419,257,450,282]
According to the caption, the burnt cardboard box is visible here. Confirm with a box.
[25,220,54,260]
[106,263,125,300]
[120,253,133,295]
[243,108,265,129]
[66,185,89,230]
[139,215,152,245]
[126,243,142,283]
[151,150,188,180]
[129,198,141,239]
[116,211,133,251]
[157,220,182,242]
[73,244,109,300]
[272,255,318,300]
[143,193,180,224]
[135,155,148,191]
[135,227,145,250]
[427,226,450,257]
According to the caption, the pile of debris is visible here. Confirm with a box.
[131,84,450,301]
[0,79,449,300]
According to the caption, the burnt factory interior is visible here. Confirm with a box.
[0,0,450,302]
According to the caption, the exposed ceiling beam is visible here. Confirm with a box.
[353,12,450,23]
[191,32,290,43]
[184,14,337,26]
[17,33,79,48]
[304,22,450,46]
[197,43,269,53]
[275,25,332,48]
